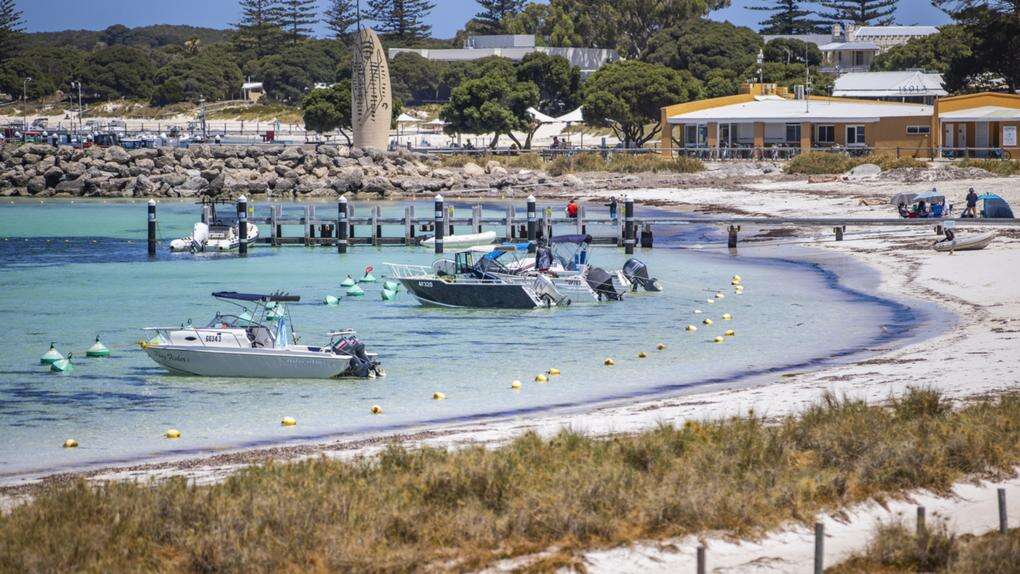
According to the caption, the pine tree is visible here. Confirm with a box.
[749,0,827,35]
[0,0,24,63]
[324,0,358,41]
[474,0,528,34]
[234,0,283,56]
[367,0,435,41]
[275,0,318,44]
[818,0,898,26]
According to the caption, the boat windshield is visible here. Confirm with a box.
[205,313,259,329]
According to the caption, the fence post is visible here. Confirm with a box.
[728,225,740,249]
[337,196,348,254]
[237,195,248,256]
[916,506,927,546]
[813,522,824,574]
[577,204,586,235]
[835,226,844,241]
[147,199,157,258]
[624,196,635,255]
[434,194,444,254]
[372,205,381,247]
[472,204,481,233]
[999,488,1008,534]
[505,204,514,241]
[404,205,413,245]
[270,204,279,246]
[526,195,536,253]
[696,545,706,574]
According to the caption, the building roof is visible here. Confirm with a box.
[938,106,1020,122]
[833,71,947,98]
[667,96,932,124]
[761,34,831,47]
[242,82,263,90]
[854,26,939,38]
[819,41,880,52]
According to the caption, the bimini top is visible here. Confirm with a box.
[549,234,592,244]
[212,291,301,302]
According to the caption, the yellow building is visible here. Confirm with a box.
[934,92,1020,158]
[660,83,934,158]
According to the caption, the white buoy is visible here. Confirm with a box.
[433,391,446,400]
[725,329,736,337]
[604,358,615,366]
[703,318,713,326]
[547,368,561,376]
[324,295,341,306]
[535,374,548,383]
[713,336,725,343]
[50,353,74,373]
[63,438,78,448]
[686,325,697,332]
[722,313,732,320]
[693,309,703,314]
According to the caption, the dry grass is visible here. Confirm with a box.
[1,389,1018,573]
[830,521,1019,573]
[207,103,302,123]
[785,152,926,175]
[954,158,1020,176]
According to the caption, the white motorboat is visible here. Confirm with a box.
[142,291,383,379]
[170,200,259,252]
[421,231,497,248]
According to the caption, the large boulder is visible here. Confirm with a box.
[462,162,486,177]
[27,176,46,194]
[43,166,64,188]
[132,175,154,196]
[105,146,131,164]
[54,178,86,194]
[279,147,304,162]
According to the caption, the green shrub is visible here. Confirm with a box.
[674,155,706,173]
[954,158,1020,176]
[784,151,854,174]
[546,152,608,176]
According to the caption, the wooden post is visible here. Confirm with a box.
[472,205,482,233]
[270,204,278,246]
[640,223,653,248]
[728,225,739,249]
[237,195,248,257]
[274,205,282,244]
[624,196,635,255]
[434,194,444,254]
[505,204,514,241]
[303,205,311,246]
[696,545,706,574]
[916,506,927,545]
[147,199,157,257]
[446,206,454,236]
[835,226,844,241]
[308,205,316,243]
[337,196,348,254]
[999,488,1008,534]
[577,204,585,235]
[526,195,536,253]
[813,522,824,574]
[404,205,413,245]
[372,205,381,247]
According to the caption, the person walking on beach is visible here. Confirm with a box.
[963,188,979,218]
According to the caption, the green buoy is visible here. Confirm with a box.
[41,342,64,365]
[324,295,340,306]
[346,284,365,297]
[340,275,356,287]
[86,336,110,358]
[50,353,74,373]
[383,280,400,292]
[381,288,397,301]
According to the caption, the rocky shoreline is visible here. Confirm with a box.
[0,144,580,199]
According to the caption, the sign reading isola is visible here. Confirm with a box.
[351,28,392,151]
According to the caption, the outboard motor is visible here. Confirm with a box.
[622,258,663,292]
[586,266,625,301]
[344,341,376,378]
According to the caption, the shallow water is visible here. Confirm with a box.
[0,200,917,478]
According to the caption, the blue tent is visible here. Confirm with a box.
[977,194,1014,219]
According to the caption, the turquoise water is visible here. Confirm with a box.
[0,200,915,479]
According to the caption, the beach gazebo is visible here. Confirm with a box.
[395,113,421,145]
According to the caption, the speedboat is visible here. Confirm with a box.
[421,231,497,248]
[142,291,383,379]
[385,246,570,309]
[170,200,259,252]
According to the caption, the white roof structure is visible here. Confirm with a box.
[667,96,932,124]
[820,41,879,52]
[555,107,584,123]
[242,82,264,90]
[395,113,420,124]
[425,118,448,126]
[854,26,939,38]
[833,71,947,98]
[938,106,1020,122]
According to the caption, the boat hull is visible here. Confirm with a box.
[145,345,357,379]
[933,231,996,252]
[422,231,496,248]
[398,277,543,309]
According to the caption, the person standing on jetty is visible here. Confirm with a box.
[606,196,619,220]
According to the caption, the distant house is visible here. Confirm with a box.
[764,24,939,74]
[389,35,619,79]
[242,81,265,103]
[832,71,947,105]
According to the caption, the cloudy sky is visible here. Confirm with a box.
[20,0,951,39]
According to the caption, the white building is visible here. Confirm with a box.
[819,24,938,74]
[389,35,619,78]
[832,71,947,104]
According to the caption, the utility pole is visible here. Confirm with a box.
[70,81,84,136]
[756,49,764,85]
[22,77,32,134]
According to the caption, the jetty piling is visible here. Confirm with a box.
[338,196,349,254]
[237,195,248,256]
[147,199,157,258]
[527,195,536,253]
[434,194,444,254]
[624,196,635,255]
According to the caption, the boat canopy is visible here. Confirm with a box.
[549,234,592,244]
[212,291,301,302]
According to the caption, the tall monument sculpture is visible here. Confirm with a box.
[351,28,392,150]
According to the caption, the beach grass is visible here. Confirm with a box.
[829,521,1019,573]
[1,388,1018,572]
[438,151,703,176]
[785,152,927,175]
[953,158,1020,176]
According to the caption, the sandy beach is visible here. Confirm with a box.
[2,167,1019,570]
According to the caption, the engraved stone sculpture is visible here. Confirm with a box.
[351,28,392,150]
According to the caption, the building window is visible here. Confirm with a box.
[846,125,866,146]
[907,125,931,135]
[785,123,801,143]
[854,51,865,67]
[817,125,835,143]
[683,124,707,147]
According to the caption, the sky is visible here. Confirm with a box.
[20,0,952,39]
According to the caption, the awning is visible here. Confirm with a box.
[939,106,1020,122]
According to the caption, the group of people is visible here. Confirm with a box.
[564,196,626,220]
[898,188,981,219]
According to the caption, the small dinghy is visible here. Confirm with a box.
[422,231,496,248]
[933,231,996,252]
[170,200,259,253]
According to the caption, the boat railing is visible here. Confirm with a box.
[384,262,434,279]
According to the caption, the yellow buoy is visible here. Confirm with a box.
[716,292,725,299]
[604,358,615,366]
[637,351,647,358]
[165,428,181,439]
[547,368,561,376]
[534,374,548,383]
[731,279,741,286]
[722,313,732,320]
[703,318,713,325]
[281,416,297,426]
[693,309,703,314]
[433,391,446,400]
[511,380,522,389]
[371,405,382,414]
[713,336,725,343]
[686,324,697,332]
[725,329,736,337]
[707,298,715,304]
[63,439,78,448]
[657,343,666,350]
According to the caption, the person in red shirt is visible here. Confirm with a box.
[567,198,578,219]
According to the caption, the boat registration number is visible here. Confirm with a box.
[205,333,223,342]
[419,281,433,288]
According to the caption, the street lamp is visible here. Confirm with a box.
[22,77,32,134]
